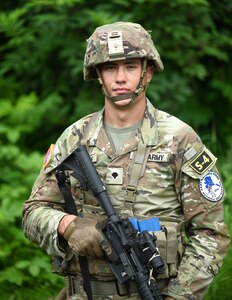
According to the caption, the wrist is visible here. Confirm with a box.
[58,214,76,236]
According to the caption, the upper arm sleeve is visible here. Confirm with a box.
[166,148,230,300]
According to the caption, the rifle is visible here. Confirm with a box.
[55,144,164,300]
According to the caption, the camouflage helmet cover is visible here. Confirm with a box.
[83,22,164,80]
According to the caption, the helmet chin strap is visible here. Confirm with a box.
[98,60,148,104]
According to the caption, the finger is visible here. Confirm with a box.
[93,246,104,258]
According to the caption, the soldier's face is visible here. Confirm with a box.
[99,58,152,105]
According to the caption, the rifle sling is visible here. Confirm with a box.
[56,169,93,300]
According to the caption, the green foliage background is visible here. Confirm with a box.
[0,0,231,299]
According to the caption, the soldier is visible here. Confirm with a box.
[22,22,230,300]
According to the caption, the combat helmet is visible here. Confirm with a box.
[84,22,163,80]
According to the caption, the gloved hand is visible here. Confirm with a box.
[63,217,104,258]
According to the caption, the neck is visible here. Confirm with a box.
[104,96,146,128]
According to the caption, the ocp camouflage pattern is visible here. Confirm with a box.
[22,99,230,300]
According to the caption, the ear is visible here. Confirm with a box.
[96,67,103,84]
[146,65,154,83]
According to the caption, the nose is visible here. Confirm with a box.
[115,66,126,83]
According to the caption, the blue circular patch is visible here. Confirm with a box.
[199,171,224,202]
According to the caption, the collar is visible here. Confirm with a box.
[87,99,159,148]
[139,99,159,146]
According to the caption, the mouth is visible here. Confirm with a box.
[113,88,130,95]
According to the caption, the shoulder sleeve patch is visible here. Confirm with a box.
[181,147,217,179]
[199,171,224,202]
[189,149,214,174]
[43,144,54,169]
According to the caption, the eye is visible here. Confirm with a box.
[127,64,137,69]
[101,64,116,71]
[126,62,140,70]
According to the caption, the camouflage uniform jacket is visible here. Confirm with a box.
[22,99,230,300]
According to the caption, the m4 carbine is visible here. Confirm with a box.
[55,144,165,300]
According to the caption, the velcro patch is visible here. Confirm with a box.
[199,171,224,202]
[189,149,214,174]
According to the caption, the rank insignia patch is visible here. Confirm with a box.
[43,144,54,169]
[106,167,123,185]
[189,150,214,174]
[199,171,224,202]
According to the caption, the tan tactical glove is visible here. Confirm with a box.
[63,217,104,258]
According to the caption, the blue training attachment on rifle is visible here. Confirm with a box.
[130,217,160,232]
